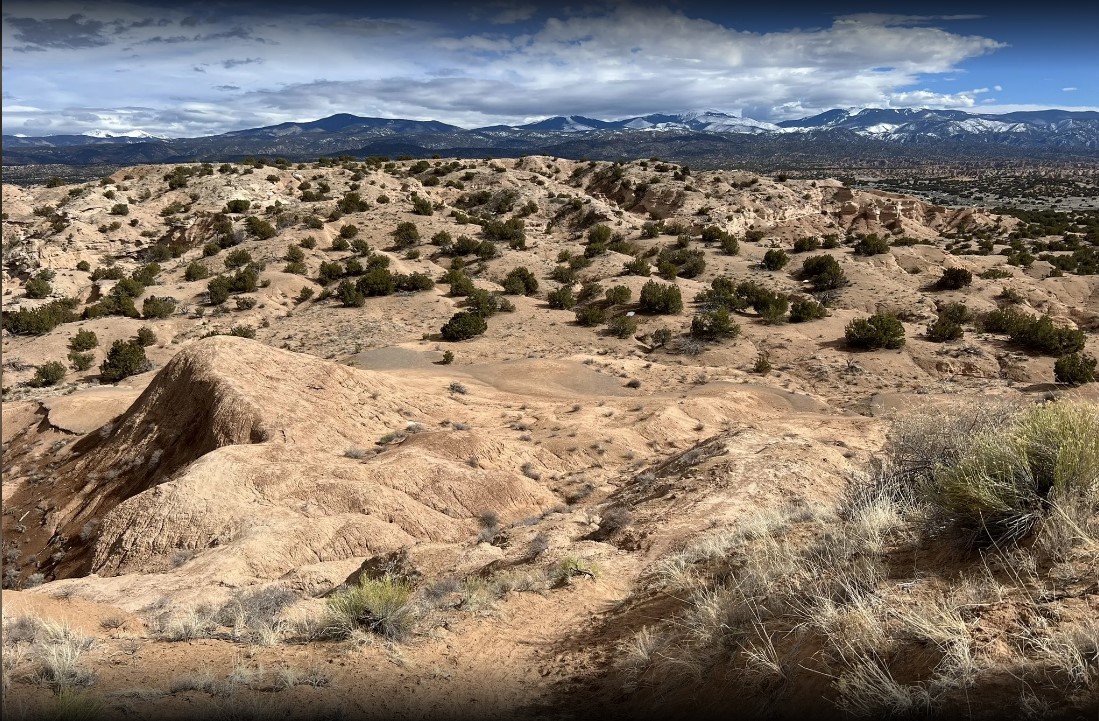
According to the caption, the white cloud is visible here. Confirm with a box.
[1,3,1021,136]
[1063,87,1078,92]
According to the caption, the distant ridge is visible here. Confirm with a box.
[4,108,1097,167]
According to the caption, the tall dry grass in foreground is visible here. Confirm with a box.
[624,399,1098,719]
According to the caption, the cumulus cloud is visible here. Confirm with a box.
[1,2,1022,136]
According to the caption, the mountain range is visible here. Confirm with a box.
[4,108,1097,168]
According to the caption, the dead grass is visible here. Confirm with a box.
[619,399,1099,718]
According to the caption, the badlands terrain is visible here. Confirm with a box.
[2,155,1097,721]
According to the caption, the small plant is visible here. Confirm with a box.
[100,339,149,382]
[555,556,597,584]
[935,267,973,290]
[607,315,638,339]
[68,351,94,371]
[134,326,157,347]
[799,255,847,290]
[324,574,416,641]
[441,312,487,341]
[1054,352,1096,385]
[789,297,827,323]
[69,329,98,352]
[845,314,905,350]
[853,234,890,256]
[762,248,790,271]
[30,361,67,387]
[753,352,772,374]
[449,381,468,395]
[441,350,454,364]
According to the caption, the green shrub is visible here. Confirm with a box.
[76,260,91,272]
[30,361,67,387]
[100,339,149,382]
[720,235,740,256]
[503,267,539,296]
[576,281,603,305]
[325,574,415,641]
[1054,353,1096,385]
[134,326,158,347]
[24,274,52,299]
[927,401,1099,546]
[68,351,95,371]
[623,257,651,276]
[202,242,221,258]
[936,267,973,290]
[225,199,251,213]
[285,245,306,264]
[337,280,366,307]
[547,286,575,310]
[441,311,487,341]
[337,192,369,214]
[395,272,435,292]
[690,308,740,341]
[789,298,827,323]
[551,265,577,284]
[845,314,905,350]
[762,248,790,271]
[244,216,276,239]
[357,267,396,297]
[753,352,772,374]
[638,280,683,314]
[228,266,259,293]
[295,286,315,304]
[207,276,231,305]
[465,289,501,317]
[4,299,80,335]
[69,329,98,351]
[141,296,176,319]
[392,221,421,248]
[799,255,847,290]
[981,307,1030,334]
[1003,314,1086,356]
[481,217,525,246]
[607,315,638,338]
[411,194,434,216]
[852,234,890,256]
[339,224,359,239]
[574,304,608,327]
[927,317,964,342]
[317,261,344,285]
[605,285,631,305]
[185,262,211,281]
[224,249,252,270]
[110,203,129,216]
[229,325,255,339]
[300,236,318,249]
[792,236,820,253]
[756,294,789,324]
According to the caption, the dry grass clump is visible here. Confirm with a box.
[324,574,418,641]
[621,399,1098,718]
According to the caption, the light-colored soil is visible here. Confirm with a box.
[2,156,1096,721]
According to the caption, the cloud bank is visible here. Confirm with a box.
[0,2,1041,136]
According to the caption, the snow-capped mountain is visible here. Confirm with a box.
[777,108,1099,147]
[83,129,166,139]
[3,108,1096,166]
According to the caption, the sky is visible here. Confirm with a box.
[2,0,1096,137]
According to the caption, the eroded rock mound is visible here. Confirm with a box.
[4,336,555,590]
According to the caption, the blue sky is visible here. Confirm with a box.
[2,0,1095,137]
